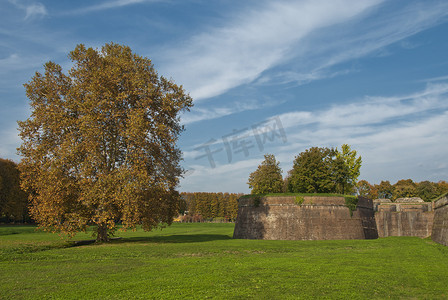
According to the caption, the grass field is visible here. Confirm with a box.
[1,223,448,299]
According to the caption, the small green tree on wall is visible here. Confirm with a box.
[248,154,283,194]
[334,144,362,194]
[287,147,335,193]
[287,145,362,194]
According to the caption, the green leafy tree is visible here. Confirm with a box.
[435,181,448,197]
[376,181,393,199]
[18,43,193,242]
[282,176,290,193]
[392,179,417,200]
[331,155,351,194]
[416,181,439,201]
[288,147,335,193]
[335,144,362,194]
[248,154,283,194]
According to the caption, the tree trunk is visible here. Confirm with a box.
[96,223,110,243]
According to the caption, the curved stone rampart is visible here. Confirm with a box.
[233,196,377,240]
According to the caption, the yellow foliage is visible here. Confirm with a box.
[18,43,193,241]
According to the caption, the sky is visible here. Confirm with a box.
[1,0,448,193]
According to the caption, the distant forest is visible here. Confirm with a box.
[1,157,447,223]
[179,193,242,222]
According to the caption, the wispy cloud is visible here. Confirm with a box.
[159,0,382,101]
[181,99,272,125]
[24,3,46,19]
[181,158,262,192]
[186,82,448,158]
[8,0,47,20]
[419,75,448,83]
[271,82,448,183]
[296,1,448,76]
[276,83,448,130]
[257,1,448,86]
[66,0,161,15]
[160,0,448,101]
[180,82,448,191]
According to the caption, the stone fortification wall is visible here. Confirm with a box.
[374,199,433,238]
[432,195,448,246]
[233,196,377,240]
[353,197,378,239]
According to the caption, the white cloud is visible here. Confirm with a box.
[24,2,46,19]
[180,158,262,192]
[160,0,448,101]
[309,1,448,70]
[180,97,279,125]
[257,1,448,86]
[420,75,448,83]
[180,82,448,192]
[277,83,448,130]
[67,0,161,15]
[273,83,448,183]
[181,101,261,125]
[8,0,47,19]
[160,0,382,101]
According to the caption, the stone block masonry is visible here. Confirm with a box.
[432,195,448,246]
[374,199,434,238]
[233,196,377,240]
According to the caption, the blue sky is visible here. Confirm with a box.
[1,0,448,193]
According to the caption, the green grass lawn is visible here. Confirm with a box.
[1,223,448,299]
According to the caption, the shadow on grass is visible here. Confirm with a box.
[119,234,232,244]
[70,233,232,247]
[1,233,232,258]
[0,228,232,261]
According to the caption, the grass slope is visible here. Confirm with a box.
[1,223,448,299]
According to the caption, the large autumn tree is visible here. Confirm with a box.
[18,43,193,242]
[247,154,283,194]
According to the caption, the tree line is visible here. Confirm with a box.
[2,41,447,241]
[356,179,448,202]
[2,144,447,226]
[248,145,362,195]
[0,158,242,223]
[247,145,448,201]
[179,192,242,222]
